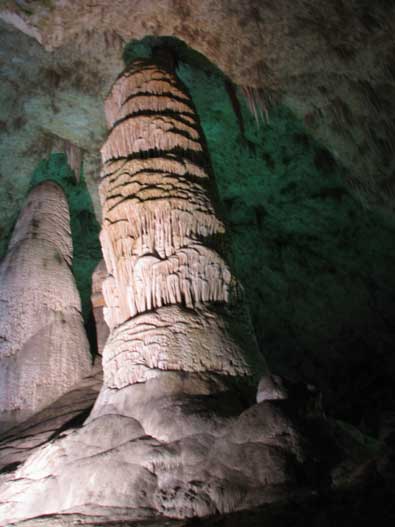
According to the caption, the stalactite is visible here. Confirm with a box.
[64,140,82,182]
[241,85,270,125]
[52,137,83,182]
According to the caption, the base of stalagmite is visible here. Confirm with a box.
[0,372,320,526]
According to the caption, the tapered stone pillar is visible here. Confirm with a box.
[0,181,92,433]
[97,56,264,392]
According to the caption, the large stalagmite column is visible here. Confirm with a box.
[0,181,92,433]
[98,54,264,391]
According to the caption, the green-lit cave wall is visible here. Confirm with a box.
[2,37,395,432]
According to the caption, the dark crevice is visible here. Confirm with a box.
[47,406,94,442]
[0,462,21,475]
[105,167,209,190]
[103,147,209,173]
[121,88,191,108]
[106,192,209,213]
[120,90,194,111]
[110,108,198,134]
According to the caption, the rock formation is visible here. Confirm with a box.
[0,3,394,523]
[0,181,92,433]
[98,54,264,388]
[0,53,322,526]
[1,3,395,438]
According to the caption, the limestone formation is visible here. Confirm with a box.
[0,56,319,526]
[0,364,318,525]
[257,374,289,403]
[0,366,103,474]
[0,181,92,433]
[99,56,264,385]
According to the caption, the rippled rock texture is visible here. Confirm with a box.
[99,56,264,384]
[0,182,92,433]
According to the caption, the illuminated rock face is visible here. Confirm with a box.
[99,57,263,387]
[0,59,318,526]
[0,182,92,433]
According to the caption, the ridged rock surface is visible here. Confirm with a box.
[99,58,264,386]
[0,182,92,433]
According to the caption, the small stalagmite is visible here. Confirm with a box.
[0,181,92,433]
[91,259,110,356]
[98,53,265,388]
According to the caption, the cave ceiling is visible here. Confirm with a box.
[0,0,395,426]
[1,0,394,206]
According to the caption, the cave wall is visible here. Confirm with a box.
[178,57,395,426]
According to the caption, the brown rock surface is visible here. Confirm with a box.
[1,1,394,206]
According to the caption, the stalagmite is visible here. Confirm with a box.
[0,181,92,433]
[91,259,109,356]
[98,54,264,384]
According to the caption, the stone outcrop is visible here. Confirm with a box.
[0,383,316,525]
[0,371,382,526]
[0,181,92,433]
